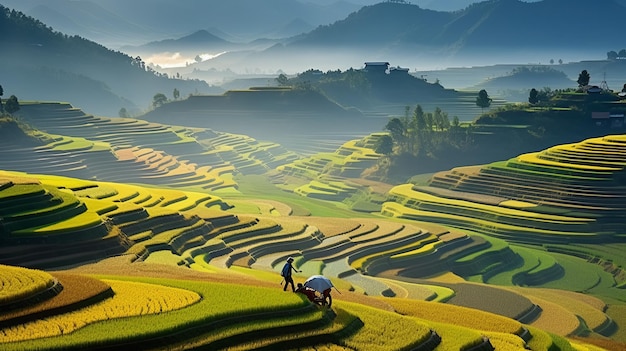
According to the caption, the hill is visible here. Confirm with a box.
[470,66,575,101]
[0,103,625,349]
[139,87,366,154]
[0,5,219,116]
[0,0,363,46]
[228,0,626,73]
[120,30,238,57]
[294,0,626,54]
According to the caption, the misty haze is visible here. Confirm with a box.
[1,1,626,350]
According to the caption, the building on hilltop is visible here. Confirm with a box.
[362,62,410,76]
[363,62,390,74]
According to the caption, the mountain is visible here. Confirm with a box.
[121,30,237,56]
[416,0,542,11]
[0,5,218,116]
[13,0,165,47]
[442,0,626,51]
[0,0,364,47]
[274,0,626,68]
[469,65,575,102]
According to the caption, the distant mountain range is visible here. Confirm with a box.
[0,0,364,47]
[3,0,626,118]
[280,0,626,64]
[144,0,626,75]
[0,5,219,116]
[121,30,238,56]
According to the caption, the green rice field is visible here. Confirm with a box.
[0,102,624,350]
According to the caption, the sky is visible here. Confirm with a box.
[307,0,541,11]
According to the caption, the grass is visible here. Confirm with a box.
[0,265,55,304]
[532,251,615,294]
[0,184,44,200]
[0,279,200,342]
[337,301,432,350]
[13,211,103,235]
[1,276,306,350]
[426,320,486,351]
[0,273,111,325]
[233,174,376,218]
[381,298,523,335]
[482,331,527,350]
[513,288,608,333]
[524,325,556,351]
[524,295,581,336]
[4,105,626,349]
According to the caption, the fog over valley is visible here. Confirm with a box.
[3,2,626,350]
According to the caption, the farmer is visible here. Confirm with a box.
[295,283,318,303]
[281,257,300,292]
[321,288,332,307]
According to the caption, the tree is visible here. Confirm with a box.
[607,51,618,60]
[276,73,290,86]
[152,93,168,108]
[4,95,20,114]
[528,88,539,104]
[549,59,554,65]
[452,116,460,128]
[412,105,428,155]
[374,134,394,155]
[577,70,590,87]
[385,118,405,142]
[173,88,180,100]
[119,107,129,118]
[413,104,426,132]
[0,84,3,112]
[475,89,492,111]
[619,49,626,58]
[433,107,449,131]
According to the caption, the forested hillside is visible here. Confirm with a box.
[0,5,218,116]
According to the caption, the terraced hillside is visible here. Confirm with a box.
[0,261,614,350]
[382,135,626,307]
[0,168,622,350]
[11,102,299,191]
[272,133,389,212]
[1,103,625,349]
[0,170,230,268]
[382,135,626,244]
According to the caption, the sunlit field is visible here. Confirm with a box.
[0,100,624,350]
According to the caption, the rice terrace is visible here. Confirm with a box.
[2,0,626,350]
[0,98,624,350]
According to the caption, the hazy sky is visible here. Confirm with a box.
[307,0,541,11]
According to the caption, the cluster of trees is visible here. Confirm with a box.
[0,85,20,115]
[606,50,626,60]
[119,88,181,117]
[379,105,468,158]
[150,88,182,110]
[529,88,545,104]
[527,70,593,105]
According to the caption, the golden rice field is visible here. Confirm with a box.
[0,279,200,342]
[381,298,523,335]
[0,104,624,350]
[0,265,55,304]
[336,301,432,350]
